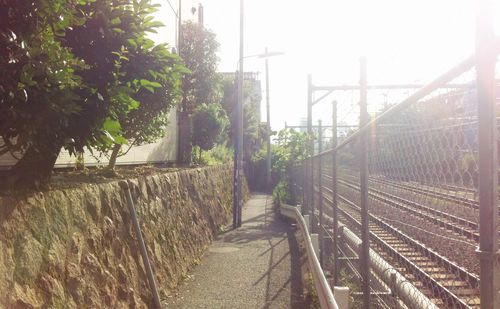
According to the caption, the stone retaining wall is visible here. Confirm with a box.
[0,165,246,308]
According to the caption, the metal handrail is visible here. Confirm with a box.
[280,203,339,309]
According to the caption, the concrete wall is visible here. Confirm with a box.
[0,165,245,308]
[0,109,178,169]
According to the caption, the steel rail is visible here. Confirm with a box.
[316,184,480,289]
[330,217,439,309]
[336,204,475,309]
[367,177,500,216]
[322,168,500,217]
[333,174,500,239]
[336,178,481,242]
[337,194,480,289]
[309,194,439,309]
[315,184,478,308]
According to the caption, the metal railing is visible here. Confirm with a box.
[280,204,340,309]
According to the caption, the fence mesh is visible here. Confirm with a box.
[290,54,500,308]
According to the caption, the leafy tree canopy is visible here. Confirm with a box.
[0,0,185,187]
[179,21,221,114]
[220,74,263,160]
[192,103,229,151]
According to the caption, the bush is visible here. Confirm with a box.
[196,143,233,166]
[272,180,293,208]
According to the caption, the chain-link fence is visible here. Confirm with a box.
[290,47,499,308]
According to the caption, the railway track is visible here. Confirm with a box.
[361,176,500,216]
[315,185,480,308]
[322,167,500,216]
[335,196,480,308]
[324,175,482,243]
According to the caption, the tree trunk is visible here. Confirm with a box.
[6,142,62,189]
[75,151,85,170]
[178,111,192,165]
[108,144,121,170]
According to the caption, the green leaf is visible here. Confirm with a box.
[103,118,121,133]
[147,21,164,28]
[110,17,121,25]
[127,39,138,49]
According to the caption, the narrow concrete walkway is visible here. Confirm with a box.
[166,194,312,309]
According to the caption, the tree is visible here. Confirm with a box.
[0,0,87,187]
[250,128,311,193]
[103,8,186,169]
[220,74,263,161]
[178,21,221,163]
[0,0,185,187]
[191,103,229,161]
[272,129,311,204]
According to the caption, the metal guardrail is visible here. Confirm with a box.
[280,203,340,309]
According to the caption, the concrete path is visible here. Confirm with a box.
[166,194,313,309]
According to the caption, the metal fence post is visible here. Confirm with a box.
[476,0,500,307]
[332,100,339,286]
[311,153,316,233]
[318,120,324,266]
[359,56,371,309]
[308,74,316,232]
[302,162,306,214]
[236,0,245,228]
[120,181,162,308]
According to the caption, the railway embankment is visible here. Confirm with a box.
[0,164,246,308]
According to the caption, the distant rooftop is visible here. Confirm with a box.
[219,72,260,81]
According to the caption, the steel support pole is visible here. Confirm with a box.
[318,120,324,266]
[359,56,371,309]
[233,0,244,229]
[302,162,306,214]
[265,47,272,191]
[307,74,315,229]
[176,0,183,163]
[120,181,161,308]
[233,145,238,228]
[476,0,500,307]
[332,100,339,286]
[237,0,244,227]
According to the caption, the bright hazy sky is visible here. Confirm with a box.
[154,0,500,130]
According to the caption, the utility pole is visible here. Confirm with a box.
[177,0,182,55]
[176,0,186,164]
[318,119,323,266]
[331,100,339,286]
[265,47,272,191]
[359,56,371,309]
[233,0,244,228]
[197,3,204,26]
[307,74,314,227]
[476,0,499,307]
